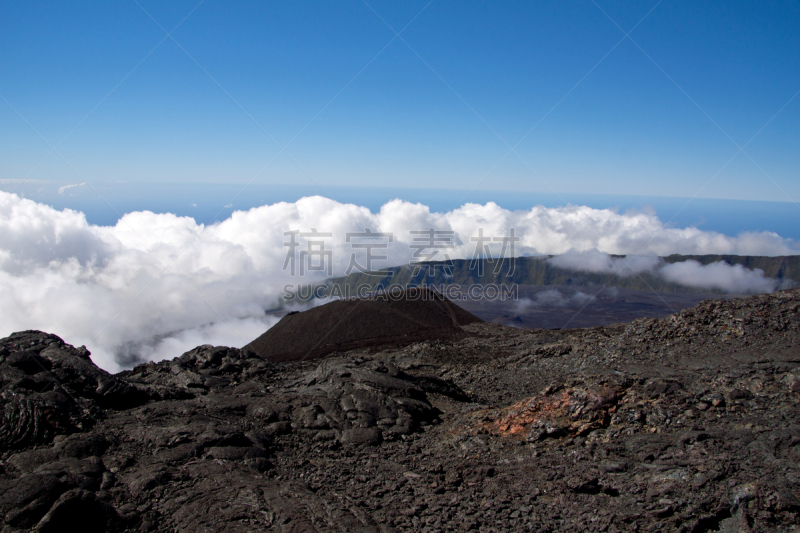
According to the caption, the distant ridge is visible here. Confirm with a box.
[661,254,800,281]
[245,288,482,362]
[284,254,800,302]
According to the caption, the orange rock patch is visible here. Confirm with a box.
[477,384,624,441]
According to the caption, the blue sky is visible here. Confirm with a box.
[1,0,799,203]
[3,0,800,369]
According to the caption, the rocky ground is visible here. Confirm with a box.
[1,289,799,532]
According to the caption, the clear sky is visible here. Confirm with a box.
[1,0,799,203]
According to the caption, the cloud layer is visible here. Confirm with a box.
[658,260,783,294]
[548,249,661,277]
[546,249,792,294]
[1,193,796,372]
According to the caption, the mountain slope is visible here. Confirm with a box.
[246,288,482,362]
[285,255,800,303]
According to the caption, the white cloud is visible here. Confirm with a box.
[0,193,796,372]
[548,249,660,277]
[57,182,86,195]
[546,249,789,295]
[536,288,567,306]
[515,297,533,313]
[571,291,594,305]
[130,316,280,366]
[522,289,595,308]
[658,260,780,294]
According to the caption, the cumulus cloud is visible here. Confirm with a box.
[122,316,280,368]
[536,289,567,306]
[515,297,534,313]
[548,249,660,277]
[658,260,780,294]
[0,193,797,372]
[545,249,791,295]
[526,289,595,308]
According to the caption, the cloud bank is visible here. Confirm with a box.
[548,249,661,277]
[546,250,793,294]
[658,260,782,294]
[515,289,595,313]
[1,193,796,372]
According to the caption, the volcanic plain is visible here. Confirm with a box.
[1,289,800,532]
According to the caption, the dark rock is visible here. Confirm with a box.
[599,460,627,473]
[341,427,383,446]
[120,465,174,498]
[644,379,684,398]
[54,433,113,458]
[728,388,754,401]
[1,289,799,532]
[34,489,122,533]
[33,456,105,490]
[0,474,70,529]
[0,332,157,450]
[245,288,483,362]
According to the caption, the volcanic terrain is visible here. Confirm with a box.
[246,288,483,362]
[1,289,800,532]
